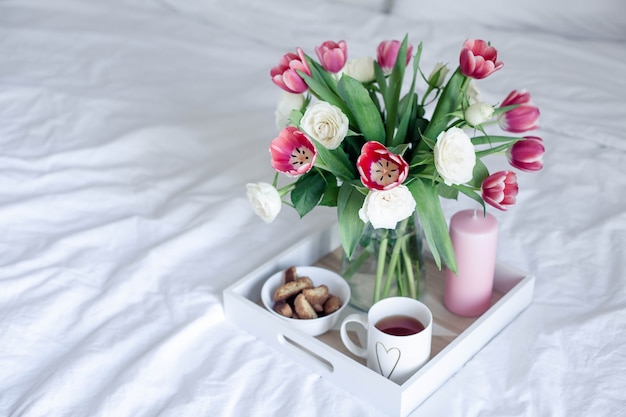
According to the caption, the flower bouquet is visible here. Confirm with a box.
[247,35,543,308]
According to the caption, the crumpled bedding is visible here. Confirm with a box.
[1,1,625,416]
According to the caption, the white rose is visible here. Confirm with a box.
[464,102,494,127]
[341,57,376,83]
[275,92,305,130]
[300,101,349,150]
[246,182,282,223]
[434,127,476,186]
[358,185,416,230]
[427,62,449,88]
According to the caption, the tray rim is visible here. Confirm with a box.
[223,223,535,417]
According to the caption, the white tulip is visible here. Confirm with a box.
[341,57,376,83]
[427,62,449,88]
[359,185,416,230]
[274,92,305,130]
[434,127,476,186]
[300,101,349,150]
[464,102,494,127]
[246,182,282,223]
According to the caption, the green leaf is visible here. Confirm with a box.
[472,135,521,146]
[409,42,423,88]
[337,74,385,142]
[319,187,339,207]
[374,61,388,98]
[492,104,520,117]
[383,36,410,145]
[291,171,326,217]
[300,71,342,107]
[393,92,416,147]
[303,54,340,96]
[289,109,303,127]
[298,57,355,122]
[419,133,436,151]
[388,143,410,156]
[452,184,486,213]
[397,91,413,120]
[475,143,516,159]
[423,68,467,141]
[319,170,339,207]
[407,178,457,273]
[468,158,490,188]
[437,182,459,199]
[409,151,433,167]
[310,137,356,181]
[369,88,382,115]
[410,116,428,143]
[337,183,366,259]
[393,43,423,147]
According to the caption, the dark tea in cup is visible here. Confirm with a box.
[375,315,425,336]
[340,297,433,384]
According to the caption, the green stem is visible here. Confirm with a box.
[402,242,417,298]
[394,246,407,297]
[382,233,403,299]
[354,216,423,305]
[276,182,296,197]
[373,232,388,304]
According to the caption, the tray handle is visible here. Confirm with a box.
[278,334,335,376]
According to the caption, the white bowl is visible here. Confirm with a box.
[261,266,351,336]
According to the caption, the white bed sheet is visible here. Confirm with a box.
[1,0,625,416]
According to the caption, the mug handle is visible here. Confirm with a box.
[339,313,368,358]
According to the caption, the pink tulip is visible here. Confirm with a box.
[376,40,413,73]
[315,40,348,73]
[357,141,409,190]
[459,39,504,79]
[270,126,317,176]
[482,171,519,211]
[498,90,540,133]
[270,48,312,94]
[508,136,545,172]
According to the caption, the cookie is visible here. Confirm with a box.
[294,293,318,320]
[274,301,293,318]
[323,295,342,315]
[283,266,298,283]
[273,277,313,302]
[303,285,329,307]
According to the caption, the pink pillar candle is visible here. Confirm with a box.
[444,209,498,317]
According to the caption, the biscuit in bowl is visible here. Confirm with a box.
[260,266,351,336]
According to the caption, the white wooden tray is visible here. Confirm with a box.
[223,225,535,417]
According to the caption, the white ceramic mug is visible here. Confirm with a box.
[339,297,432,384]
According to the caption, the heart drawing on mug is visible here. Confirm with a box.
[375,342,401,379]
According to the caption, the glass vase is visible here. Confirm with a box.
[340,214,426,312]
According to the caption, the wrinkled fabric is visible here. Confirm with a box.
[0,1,625,417]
